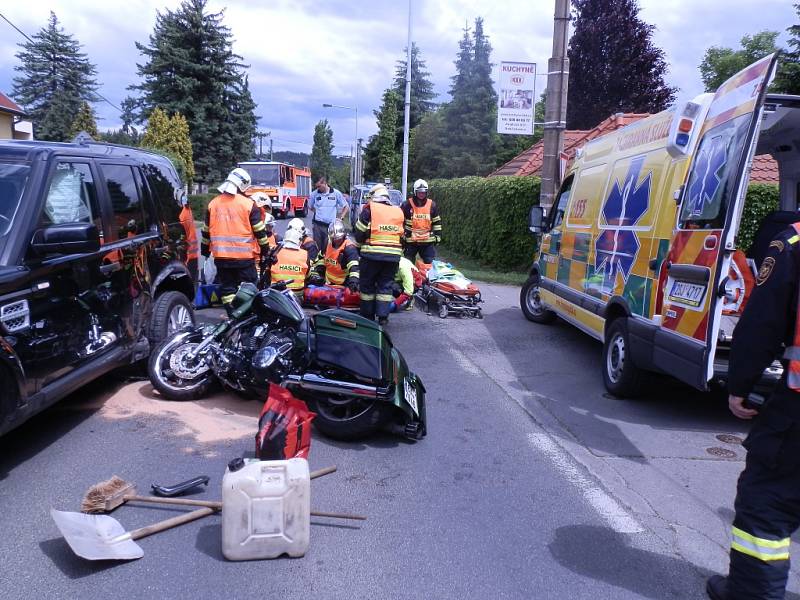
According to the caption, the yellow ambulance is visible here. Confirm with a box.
[521,54,800,396]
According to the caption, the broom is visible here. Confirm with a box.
[82,466,365,521]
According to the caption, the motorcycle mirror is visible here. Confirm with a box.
[253,346,279,371]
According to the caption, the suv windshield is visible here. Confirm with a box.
[242,164,280,187]
[0,161,30,251]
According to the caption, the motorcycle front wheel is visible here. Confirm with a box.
[148,332,215,401]
[305,394,388,441]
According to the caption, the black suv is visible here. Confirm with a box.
[0,140,196,436]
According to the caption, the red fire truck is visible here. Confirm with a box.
[237,161,312,219]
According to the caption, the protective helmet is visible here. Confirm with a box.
[413,179,428,193]
[251,192,270,207]
[328,219,347,248]
[263,212,276,228]
[287,217,307,237]
[218,167,251,195]
[283,228,302,250]
[368,183,390,202]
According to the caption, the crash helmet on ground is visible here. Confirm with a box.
[283,228,302,250]
[287,217,307,237]
[368,183,391,203]
[413,179,428,193]
[328,219,347,248]
[218,167,251,195]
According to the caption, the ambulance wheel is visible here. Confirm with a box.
[602,318,644,398]
[521,277,556,324]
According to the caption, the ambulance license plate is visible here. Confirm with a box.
[668,280,706,308]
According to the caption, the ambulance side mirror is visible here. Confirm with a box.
[529,206,546,235]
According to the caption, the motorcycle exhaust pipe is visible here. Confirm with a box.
[284,373,379,399]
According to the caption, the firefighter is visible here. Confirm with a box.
[401,179,441,265]
[353,183,404,325]
[201,168,270,310]
[707,224,800,600]
[287,217,320,263]
[271,228,312,297]
[313,219,359,292]
[178,196,199,282]
[390,256,416,312]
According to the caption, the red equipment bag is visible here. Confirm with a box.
[255,386,315,460]
[303,284,360,308]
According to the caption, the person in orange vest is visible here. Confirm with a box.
[707,224,800,600]
[401,178,441,265]
[200,168,270,310]
[178,196,199,282]
[313,219,359,292]
[271,228,312,297]
[287,217,320,263]
[353,183,404,325]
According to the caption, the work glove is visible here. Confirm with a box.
[346,278,359,293]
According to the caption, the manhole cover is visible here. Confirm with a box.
[716,434,744,445]
[707,447,737,458]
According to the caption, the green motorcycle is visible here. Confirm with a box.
[148,280,427,441]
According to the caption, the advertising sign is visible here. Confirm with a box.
[497,61,536,135]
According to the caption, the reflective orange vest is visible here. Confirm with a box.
[324,239,354,285]
[410,198,433,242]
[273,247,309,291]
[208,193,256,260]
[364,201,404,257]
[786,223,800,390]
[179,205,199,260]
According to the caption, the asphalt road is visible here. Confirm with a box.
[1,215,799,599]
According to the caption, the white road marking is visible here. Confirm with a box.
[447,346,483,377]
[528,432,644,534]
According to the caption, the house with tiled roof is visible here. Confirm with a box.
[0,92,33,140]
[490,112,779,185]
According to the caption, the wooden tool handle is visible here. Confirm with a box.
[126,495,222,510]
[310,465,337,480]
[129,506,215,541]
[310,510,367,521]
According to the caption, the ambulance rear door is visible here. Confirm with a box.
[654,53,778,390]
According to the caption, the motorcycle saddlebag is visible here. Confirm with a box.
[312,309,391,383]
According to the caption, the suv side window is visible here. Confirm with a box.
[42,161,103,234]
[143,162,181,225]
[100,164,146,239]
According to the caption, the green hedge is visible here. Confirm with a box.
[188,193,216,218]
[430,176,540,270]
[430,176,779,271]
[738,183,780,252]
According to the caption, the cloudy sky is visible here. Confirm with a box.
[0,0,795,155]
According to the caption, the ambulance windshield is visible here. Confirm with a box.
[679,114,751,230]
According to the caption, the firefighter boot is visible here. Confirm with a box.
[706,575,729,600]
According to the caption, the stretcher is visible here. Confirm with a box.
[413,260,483,319]
[303,285,360,310]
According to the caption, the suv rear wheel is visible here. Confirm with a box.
[149,291,195,349]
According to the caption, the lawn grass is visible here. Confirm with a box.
[435,245,529,286]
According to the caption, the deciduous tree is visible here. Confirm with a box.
[310,119,334,182]
[700,31,781,92]
[69,101,99,140]
[141,107,195,184]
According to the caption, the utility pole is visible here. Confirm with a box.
[269,138,273,161]
[254,131,270,160]
[400,0,412,200]
[539,0,570,211]
[357,137,363,186]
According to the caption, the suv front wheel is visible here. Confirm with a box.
[149,291,195,349]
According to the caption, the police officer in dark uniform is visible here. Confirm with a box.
[708,224,800,600]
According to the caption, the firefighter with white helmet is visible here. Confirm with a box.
[201,167,271,310]
[313,219,359,291]
[401,178,441,265]
[287,217,320,261]
[354,183,404,325]
[271,227,313,296]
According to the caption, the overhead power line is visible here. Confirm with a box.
[0,11,122,113]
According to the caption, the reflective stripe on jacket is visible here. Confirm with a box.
[410,198,433,242]
[208,193,256,259]
[324,239,355,285]
[363,201,404,257]
[273,247,309,291]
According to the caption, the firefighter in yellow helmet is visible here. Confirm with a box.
[401,178,441,265]
[201,168,271,310]
[353,183,404,325]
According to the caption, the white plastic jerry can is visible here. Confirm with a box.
[221,457,310,560]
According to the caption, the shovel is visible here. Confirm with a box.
[51,506,214,561]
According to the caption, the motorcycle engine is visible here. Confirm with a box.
[250,328,295,384]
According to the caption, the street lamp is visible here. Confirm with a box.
[322,103,360,187]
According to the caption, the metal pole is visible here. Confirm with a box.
[354,106,359,185]
[401,0,412,200]
[539,0,570,211]
[269,138,273,161]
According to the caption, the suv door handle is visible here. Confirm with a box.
[100,261,121,276]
